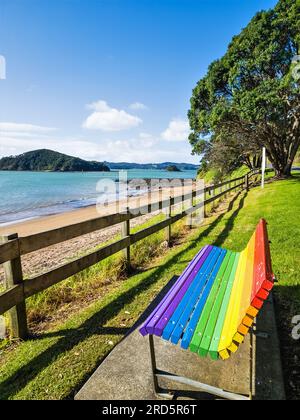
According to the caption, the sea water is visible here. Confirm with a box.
[0,169,197,225]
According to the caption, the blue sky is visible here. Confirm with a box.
[0,0,278,163]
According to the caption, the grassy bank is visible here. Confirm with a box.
[9,212,187,332]
[0,175,299,399]
[200,165,249,183]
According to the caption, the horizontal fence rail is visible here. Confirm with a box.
[0,169,261,339]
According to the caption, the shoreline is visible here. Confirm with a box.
[0,184,193,237]
[0,190,146,228]
[0,185,193,285]
[0,197,143,237]
[0,169,197,228]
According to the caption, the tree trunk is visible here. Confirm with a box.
[284,163,292,177]
[252,155,262,169]
[266,139,298,179]
[273,162,292,178]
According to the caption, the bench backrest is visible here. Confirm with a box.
[140,219,275,360]
[251,219,274,307]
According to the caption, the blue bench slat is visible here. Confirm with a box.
[180,249,228,349]
[170,248,227,345]
[153,246,213,336]
[141,245,212,335]
[162,247,221,342]
[139,246,209,336]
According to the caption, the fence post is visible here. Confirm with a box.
[187,188,194,229]
[0,233,28,340]
[147,184,152,212]
[245,173,249,191]
[121,208,131,272]
[165,196,172,245]
[159,186,163,213]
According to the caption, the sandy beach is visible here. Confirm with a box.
[0,185,194,285]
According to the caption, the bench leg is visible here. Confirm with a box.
[148,335,251,401]
[149,335,174,399]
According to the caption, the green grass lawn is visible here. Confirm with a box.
[199,164,250,183]
[0,175,299,400]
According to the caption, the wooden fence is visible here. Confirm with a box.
[0,170,260,339]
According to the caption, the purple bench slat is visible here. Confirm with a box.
[139,245,211,336]
[153,246,213,336]
[143,245,213,336]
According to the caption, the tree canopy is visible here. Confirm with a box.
[189,0,300,178]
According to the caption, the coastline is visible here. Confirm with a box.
[0,185,193,286]
[0,184,193,237]
[0,169,197,228]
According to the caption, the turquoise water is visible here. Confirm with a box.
[0,169,197,224]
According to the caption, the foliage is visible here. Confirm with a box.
[0,149,110,172]
[189,0,300,178]
[165,165,181,172]
[107,162,198,171]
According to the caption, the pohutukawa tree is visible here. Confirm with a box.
[188,0,300,178]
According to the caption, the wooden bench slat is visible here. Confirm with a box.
[218,220,275,358]
[218,248,249,353]
[162,247,222,343]
[180,249,227,350]
[141,246,212,336]
[139,246,210,336]
[153,247,214,337]
[238,231,256,326]
[190,251,232,354]
[171,248,226,346]
[250,220,275,306]
[208,253,240,360]
[198,252,236,357]
[139,218,275,361]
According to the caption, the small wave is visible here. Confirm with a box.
[0,186,148,225]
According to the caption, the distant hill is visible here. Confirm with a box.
[0,149,199,173]
[0,150,110,172]
[166,165,181,172]
[106,162,198,171]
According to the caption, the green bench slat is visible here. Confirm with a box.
[208,253,240,359]
[180,248,227,349]
[189,251,232,354]
[198,252,237,358]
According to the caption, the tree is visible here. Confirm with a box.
[199,128,262,178]
[189,0,300,178]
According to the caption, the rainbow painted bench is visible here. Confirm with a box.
[140,219,275,399]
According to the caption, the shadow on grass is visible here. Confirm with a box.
[0,190,247,400]
[213,192,247,248]
[37,327,131,340]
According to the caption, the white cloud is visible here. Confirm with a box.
[0,122,198,164]
[83,100,142,132]
[0,131,109,163]
[0,122,56,133]
[129,102,148,111]
[97,138,194,164]
[138,132,157,148]
[161,118,190,142]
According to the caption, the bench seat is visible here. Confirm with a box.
[139,219,275,360]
